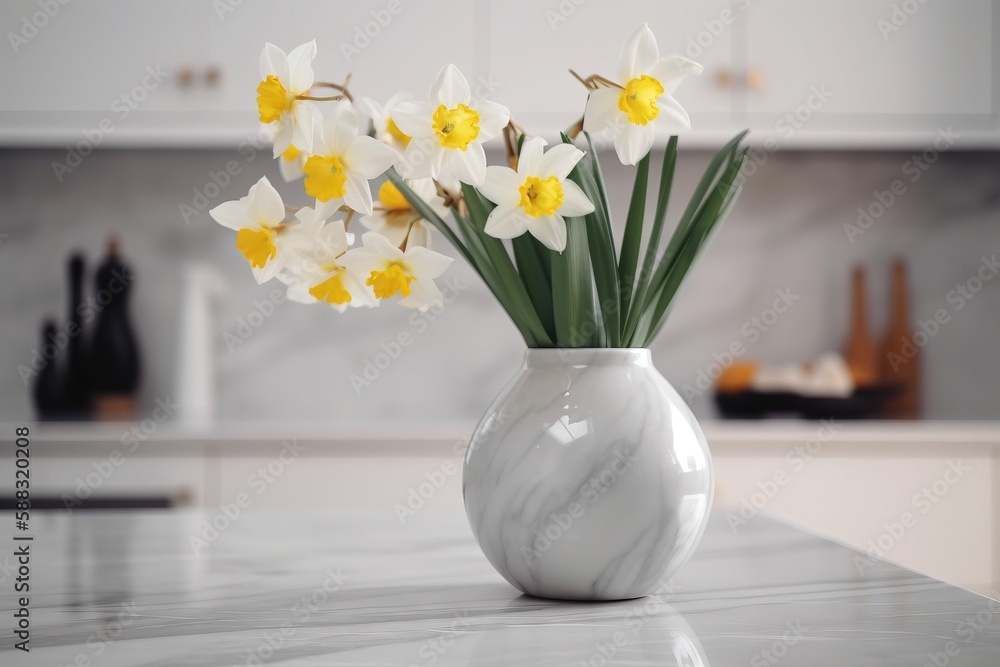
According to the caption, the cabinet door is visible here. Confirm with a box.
[488,0,738,140]
[204,0,481,138]
[0,0,200,143]
[745,0,997,141]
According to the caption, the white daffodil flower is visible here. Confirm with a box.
[278,210,375,311]
[303,100,397,218]
[257,41,320,157]
[389,65,510,186]
[478,137,595,252]
[360,178,447,250]
[583,24,703,165]
[340,232,453,311]
[355,92,415,167]
[210,176,315,284]
[277,144,307,182]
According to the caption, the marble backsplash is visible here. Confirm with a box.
[1,145,998,425]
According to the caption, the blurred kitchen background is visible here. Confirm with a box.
[2,0,998,426]
[1,1,999,592]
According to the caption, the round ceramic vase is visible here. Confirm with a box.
[463,348,713,601]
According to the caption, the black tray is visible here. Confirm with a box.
[715,385,902,420]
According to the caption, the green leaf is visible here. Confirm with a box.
[583,132,612,225]
[563,134,620,346]
[623,136,677,344]
[512,234,556,340]
[618,151,650,328]
[460,182,554,347]
[637,147,748,346]
[551,217,598,347]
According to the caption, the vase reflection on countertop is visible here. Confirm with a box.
[468,595,708,667]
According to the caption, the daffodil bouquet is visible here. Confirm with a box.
[211,25,748,348]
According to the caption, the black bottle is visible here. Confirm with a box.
[32,319,64,420]
[63,253,91,418]
[90,238,141,398]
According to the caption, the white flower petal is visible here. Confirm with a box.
[400,277,444,310]
[344,135,396,178]
[400,140,436,179]
[314,198,343,221]
[559,179,596,217]
[516,136,546,176]
[260,43,290,82]
[656,95,692,134]
[404,246,452,279]
[583,88,624,137]
[320,219,350,253]
[362,230,406,261]
[650,55,704,96]
[337,247,382,275]
[528,215,568,252]
[343,173,374,215]
[323,101,358,155]
[209,198,250,231]
[360,213,406,247]
[270,118,294,158]
[251,255,285,284]
[614,122,655,166]
[247,177,285,226]
[484,204,529,239]
[278,153,304,182]
[388,101,434,138]
[407,221,431,249]
[291,101,317,154]
[537,143,585,180]
[407,177,449,218]
[619,24,660,82]
[431,64,471,107]
[479,166,522,206]
[353,96,385,125]
[475,99,511,141]
[447,142,487,186]
[286,40,317,94]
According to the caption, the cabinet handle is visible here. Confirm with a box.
[205,66,222,88]
[746,68,766,90]
[176,66,195,89]
[715,68,734,89]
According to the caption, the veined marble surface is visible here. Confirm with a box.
[3,509,1000,666]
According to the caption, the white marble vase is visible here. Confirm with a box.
[463,348,713,601]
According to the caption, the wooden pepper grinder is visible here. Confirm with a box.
[844,266,879,388]
[880,259,921,418]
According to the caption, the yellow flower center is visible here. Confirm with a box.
[378,181,412,211]
[281,145,301,162]
[518,176,564,218]
[618,75,665,126]
[303,155,348,202]
[257,75,291,124]
[366,263,414,299]
[308,270,352,305]
[385,116,411,147]
[236,227,277,269]
[432,104,480,150]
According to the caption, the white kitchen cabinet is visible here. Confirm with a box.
[744,0,999,144]
[0,0,211,144]
[0,0,997,148]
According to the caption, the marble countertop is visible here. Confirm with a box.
[4,508,1000,666]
